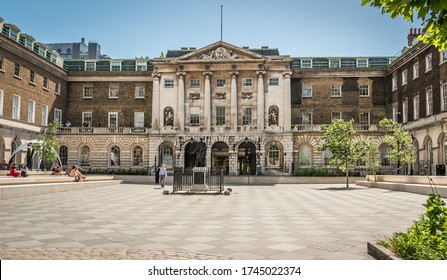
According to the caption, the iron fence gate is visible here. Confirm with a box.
[173,167,224,193]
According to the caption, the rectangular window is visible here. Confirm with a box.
[29,70,35,84]
[301,59,312,68]
[164,79,174,88]
[134,112,144,127]
[331,112,342,121]
[82,112,92,127]
[190,107,200,126]
[28,100,35,123]
[85,61,96,71]
[135,86,145,98]
[426,53,432,72]
[14,63,21,77]
[12,95,20,119]
[54,108,62,124]
[0,89,3,116]
[242,78,253,87]
[83,85,93,98]
[392,104,399,122]
[55,83,61,95]
[0,54,4,71]
[136,61,147,71]
[216,106,225,125]
[331,85,342,97]
[357,58,368,67]
[329,59,340,68]
[269,78,279,86]
[359,85,369,96]
[443,83,447,111]
[190,79,200,88]
[413,61,419,79]
[302,112,312,124]
[43,77,49,89]
[392,72,397,91]
[441,50,447,64]
[403,99,408,123]
[109,86,119,98]
[359,112,370,128]
[402,69,408,85]
[242,107,252,125]
[216,78,226,87]
[414,94,420,120]
[41,105,48,126]
[426,87,433,115]
[302,84,312,97]
[108,112,118,127]
[110,61,121,71]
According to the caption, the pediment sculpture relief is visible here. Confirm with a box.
[216,92,226,99]
[198,47,244,60]
[242,92,253,99]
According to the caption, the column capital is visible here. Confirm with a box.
[229,70,239,77]
[203,71,213,77]
[282,70,292,78]
[176,71,186,77]
[152,72,161,79]
[256,70,266,76]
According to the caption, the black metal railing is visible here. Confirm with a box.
[173,167,224,193]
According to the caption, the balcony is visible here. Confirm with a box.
[56,127,149,135]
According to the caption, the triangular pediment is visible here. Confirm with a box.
[176,41,265,61]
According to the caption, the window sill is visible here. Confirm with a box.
[0,69,5,73]
[43,87,49,92]
[13,75,22,80]
[29,81,36,86]
[108,97,119,99]
[55,92,60,96]
[83,96,93,99]
[134,96,145,99]
[359,95,370,98]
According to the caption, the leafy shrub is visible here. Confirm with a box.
[293,168,360,177]
[382,193,447,259]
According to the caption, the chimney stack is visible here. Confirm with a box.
[407,28,421,46]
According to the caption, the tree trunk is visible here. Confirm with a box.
[346,162,349,188]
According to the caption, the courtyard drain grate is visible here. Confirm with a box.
[311,242,352,252]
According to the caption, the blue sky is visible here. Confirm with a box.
[1,0,423,59]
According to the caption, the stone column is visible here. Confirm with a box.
[256,70,266,130]
[176,71,186,131]
[282,70,292,131]
[151,73,161,130]
[230,70,239,131]
[203,71,213,131]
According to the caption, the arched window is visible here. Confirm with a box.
[132,146,143,166]
[80,146,90,167]
[299,145,312,167]
[268,144,280,166]
[10,141,17,163]
[379,145,390,166]
[110,146,121,166]
[59,146,68,166]
[161,145,173,168]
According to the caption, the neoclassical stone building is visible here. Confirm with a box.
[1,17,446,175]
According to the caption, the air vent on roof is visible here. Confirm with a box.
[261,46,269,49]
[181,47,188,50]
[242,46,249,49]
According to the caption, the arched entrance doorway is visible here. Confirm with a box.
[211,142,229,174]
[238,141,256,175]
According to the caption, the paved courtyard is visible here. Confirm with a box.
[0,183,430,259]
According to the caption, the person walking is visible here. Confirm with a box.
[159,164,167,188]
[155,165,160,184]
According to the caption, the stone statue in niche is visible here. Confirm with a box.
[269,107,278,126]
[164,108,174,127]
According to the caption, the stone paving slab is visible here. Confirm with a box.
[0,183,440,260]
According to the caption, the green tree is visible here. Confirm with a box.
[379,118,417,175]
[363,139,381,181]
[362,0,447,50]
[32,120,62,170]
[316,118,361,188]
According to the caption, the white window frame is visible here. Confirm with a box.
[268,78,279,86]
[329,59,341,68]
[425,53,432,72]
[242,78,253,87]
[215,106,225,126]
[41,104,48,126]
[331,85,342,97]
[189,107,200,126]
[402,69,408,85]
[82,112,92,127]
[54,108,62,124]
[402,98,408,123]
[134,112,144,127]
[302,84,312,97]
[441,50,447,64]
[357,58,368,67]
[135,86,145,99]
[85,61,96,71]
[29,70,36,84]
[301,59,312,68]
[413,61,419,79]
[55,82,61,95]
[109,85,119,98]
[136,61,147,71]
[0,54,4,71]
[414,94,420,120]
[83,85,93,99]
[110,61,121,71]
[392,72,397,91]
[392,103,399,122]
[426,87,433,116]
[164,79,174,88]
[359,85,370,97]
[14,63,21,78]
[12,94,20,120]
[190,79,200,88]
[216,78,226,87]
[443,83,447,111]
[28,100,35,123]
[359,112,370,126]
[331,112,342,121]
[302,112,312,125]
[108,112,119,127]
[242,106,253,125]
[0,89,3,116]
[43,77,49,90]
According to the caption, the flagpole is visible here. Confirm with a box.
[220,5,223,41]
